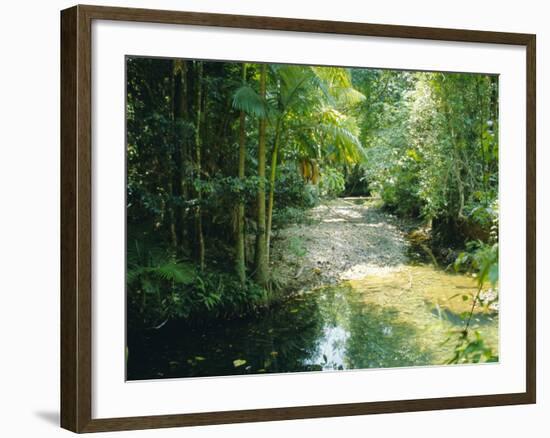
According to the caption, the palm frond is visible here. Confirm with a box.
[322,125,365,163]
[311,66,353,89]
[309,73,336,106]
[316,108,365,164]
[232,85,268,118]
[334,86,366,106]
[277,66,314,107]
[310,67,365,108]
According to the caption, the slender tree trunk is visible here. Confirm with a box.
[168,63,177,253]
[443,105,465,219]
[266,119,282,264]
[448,125,465,219]
[235,64,247,285]
[477,77,489,204]
[489,75,499,174]
[180,60,189,196]
[194,61,205,270]
[254,64,268,286]
[171,60,186,256]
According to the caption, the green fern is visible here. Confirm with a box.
[151,262,196,285]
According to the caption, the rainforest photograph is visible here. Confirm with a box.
[125,57,499,381]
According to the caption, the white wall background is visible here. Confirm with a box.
[0,0,546,436]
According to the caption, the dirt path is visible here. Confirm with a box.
[271,197,419,291]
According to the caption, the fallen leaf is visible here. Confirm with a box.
[233,359,247,368]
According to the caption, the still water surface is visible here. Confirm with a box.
[127,265,498,380]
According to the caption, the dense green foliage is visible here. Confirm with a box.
[126,58,367,329]
[126,56,499,361]
[354,71,499,246]
[449,209,499,364]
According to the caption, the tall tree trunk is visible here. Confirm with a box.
[171,60,186,256]
[235,64,247,285]
[194,61,205,270]
[254,64,268,286]
[489,75,499,174]
[477,77,489,203]
[443,103,465,219]
[265,119,282,264]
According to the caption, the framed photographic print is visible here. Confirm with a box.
[60,4,536,433]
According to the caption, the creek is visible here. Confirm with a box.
[127,264,498,380]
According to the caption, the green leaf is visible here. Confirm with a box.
[148,262,196,285]
[233,359,247,368]
[232,85,268,118]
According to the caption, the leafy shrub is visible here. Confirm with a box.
[449,239,499,365]
[446,330,498,364]
[274,164,319,209]
[270,165,319,229]
[464,198,499,241]
[376,152,423,217]
[454,240,498,288]
[343,164,370,196]
[127,241,268,329]
[319,166,346,198]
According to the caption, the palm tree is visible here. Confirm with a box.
[264,66,366,263]
[233,64,366,284]
[265,66,311,262]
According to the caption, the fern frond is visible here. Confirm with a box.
[149,262,196,285]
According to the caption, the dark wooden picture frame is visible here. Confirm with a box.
[61,4,536,433]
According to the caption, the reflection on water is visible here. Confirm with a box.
[127,265,498,380]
